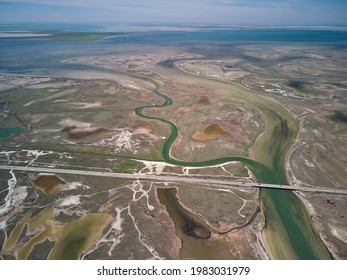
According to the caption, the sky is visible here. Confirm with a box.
[0,0,347,26]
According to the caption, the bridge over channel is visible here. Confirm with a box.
[1,165,346,195]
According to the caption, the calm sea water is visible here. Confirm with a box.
[105,29,347,43]
[0,28,347,74]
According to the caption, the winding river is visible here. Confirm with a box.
[134,71,331,259]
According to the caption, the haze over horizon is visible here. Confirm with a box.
[0,0,347,27]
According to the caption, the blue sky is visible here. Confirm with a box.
[0,0,346,26]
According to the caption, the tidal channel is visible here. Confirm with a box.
[134,72,331,259]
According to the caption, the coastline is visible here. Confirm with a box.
[294,192,338,259]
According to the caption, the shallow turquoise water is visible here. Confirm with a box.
[0,127,26,139]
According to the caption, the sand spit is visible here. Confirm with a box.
[64,52,203,72]
[0,32,51,38]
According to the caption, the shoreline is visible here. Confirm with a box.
[294,192,338,259]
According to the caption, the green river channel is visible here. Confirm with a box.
[135,80,331,259]
[0,72,331,259]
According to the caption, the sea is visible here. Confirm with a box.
[0,24,347,75]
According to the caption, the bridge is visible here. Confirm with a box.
[1,165,346,195]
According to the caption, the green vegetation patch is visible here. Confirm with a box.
[48,213,111,260]
[4,206,111,260]
[112,161,140,173]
